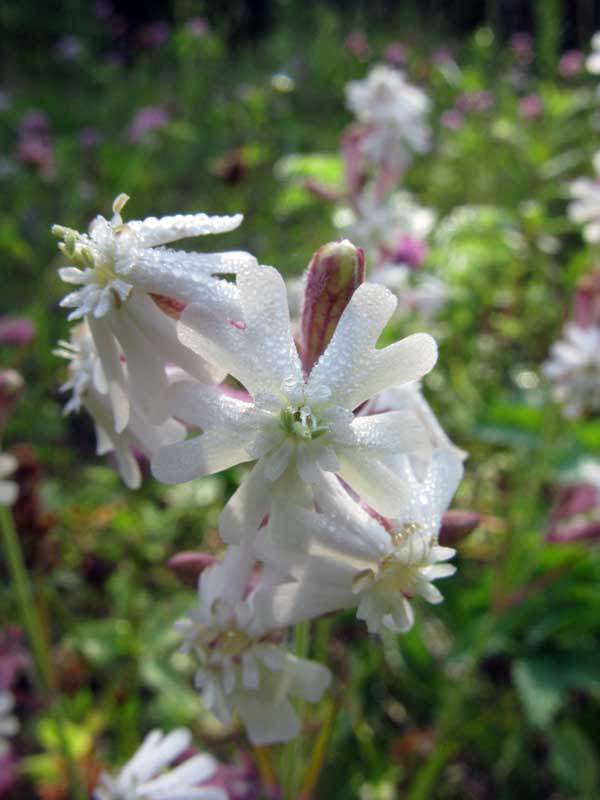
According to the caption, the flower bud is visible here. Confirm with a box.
[168,551,217,586]
[300,239,365,374]
[439,510,481,546]
[0,317,35,347]
[545,483,600,544]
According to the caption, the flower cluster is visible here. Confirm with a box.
[309,64,447,321]
[54,195,464,750]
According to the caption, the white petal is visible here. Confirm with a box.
[88,315,129,433]
[152,430,254,485]
[308,283,438,409]
[336,450,408,516]
[219,460,273,544]
[128,212,244,248]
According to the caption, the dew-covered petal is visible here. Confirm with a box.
[128,247,256,304]
[152,429,255,484]
[219,460,273,544]
[88,315,129,432]
[128,212,243,248]
[336,450,408,516]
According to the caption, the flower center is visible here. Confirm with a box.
[213,628,253,657]
[279,404,329,441]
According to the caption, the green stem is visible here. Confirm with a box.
[0,506,85,800]
[282,621,310,800]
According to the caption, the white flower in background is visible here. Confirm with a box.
[335,189,435,256]
[56,322,185,488]
[543,323,600,418]
[371,262,447,320]
[0,691,18,757]
[256,448,462,634]
[177,541,331,745]
[345,64,431,172]
[0,453,18,506]
[54,194,257,431]
[586,32,600,74]
[152,265,438,539]
[568,153,600,243]
[94,727,226,800]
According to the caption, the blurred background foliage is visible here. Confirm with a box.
[2,2,600,798]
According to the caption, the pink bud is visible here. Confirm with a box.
[300,240,365,375]
[439,510,481,546]
[572,269,600,327]
[0,317,36,346]
[168,551,217,586]
[545,483,600,544]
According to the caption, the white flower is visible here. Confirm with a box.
[371,262,447,320]
[0,453,18,506]
[587,32,600,75]
[543,323,600,418]
[364,379,466,476]
[0,691,18,757]
[256,448,462,635]
[54,194,257,430]
[335,189,435,256]
[345,65,431,172]
[94,727,225,800]
[152,265,438,539]
[56,322,185,488]
[568,153,600,243]
[177,541,331,745]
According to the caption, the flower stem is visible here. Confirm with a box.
[298,696,341,800]
[0,506,85,800]
[282,621,310,800]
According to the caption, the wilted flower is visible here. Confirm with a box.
[543,323,600,418]
[177,542,331,745]
[94,728,226,800]
[153,262,437,537]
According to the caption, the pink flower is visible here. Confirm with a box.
[384,41,408,67]
[440,109,464,129]
[185,17,210,37]
[518,93,543,119]
[139,21,170,49]
[127,105,170,143]
[546,483,600,544]
[509,32,533,64]
[344,31,371,60]
[17,112,55,180]
[559,49,584,78]
[0,317,35,346]
[456,91,494,113]
[381,233,428,269]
